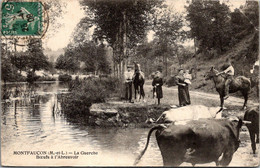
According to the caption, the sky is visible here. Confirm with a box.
[43,0,85,51]
[43,0,247,51]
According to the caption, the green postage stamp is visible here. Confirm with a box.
[2,2,43,36]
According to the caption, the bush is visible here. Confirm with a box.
[58,74,72,82]
[1,69,27,83]
[37,76,56,81]
[10,73,27,82]
[60,77,120,123]
[165,76,177,87]
[26,71,40,84]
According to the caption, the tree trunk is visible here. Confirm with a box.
[117,63,119,78]
[112,49,115,77]
[122,10,127,83]
[194,38,197,54]
[165,55,168,77]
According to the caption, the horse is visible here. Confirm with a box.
[133,63,145,101]
[205,67,251,110]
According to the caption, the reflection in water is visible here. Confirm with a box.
[1,82,162,166]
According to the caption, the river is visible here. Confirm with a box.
[1,82,258,166]
[1,82,163,166]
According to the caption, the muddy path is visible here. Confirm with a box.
[142,82,258,107]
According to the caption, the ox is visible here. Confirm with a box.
[244,106,259,154]
[156,105,223,124]
[134,118,244,166]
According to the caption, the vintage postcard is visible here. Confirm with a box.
[1,0,259,167]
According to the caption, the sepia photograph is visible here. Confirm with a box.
[1,0,259,167]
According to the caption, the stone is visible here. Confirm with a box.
[89,103,118,117]
[95,119,102,126]
[104,109,118,117]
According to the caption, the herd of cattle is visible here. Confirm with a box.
[134,105,259,166]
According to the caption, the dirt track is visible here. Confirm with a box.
[143,82,258,107]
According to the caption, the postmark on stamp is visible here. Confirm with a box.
[1,1,49,46]
[2,2,43,36]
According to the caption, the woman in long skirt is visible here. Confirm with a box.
[184,69,191,105]
[176,69,189,106]
[152,71,163,105]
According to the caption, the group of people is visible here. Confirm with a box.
[124,62,192,106]
[124,59,235,106]
[151,67,193,106]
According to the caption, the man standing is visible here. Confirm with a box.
[124,65,134,103]
[217,60,235,100]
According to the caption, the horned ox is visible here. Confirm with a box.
[156,105,223,124]
[134,118,248,166]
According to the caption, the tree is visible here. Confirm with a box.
[1,41,27,83]
[133,41,157,76]
[186,1,232,53]
[153,9,186,75]
[243,1,259,29]
[56,41,110,74]
[43,1,67,39]
[10,52,28,73]
[80,0,164,79]
[26,39,50,72]
[1,54,13,83]
[55,54,80,73]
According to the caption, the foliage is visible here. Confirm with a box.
[176,46,194,65]
[133,40,193,77]
[79,0,165,80]
[82,0,164,48]
[10,52,28,73]
[132,41,159,76]
[37,76,56,81]
[165,76,177,87]
[60,77,120,122]
[151,9,186,76]
[58,74,72,82]
[57,41,111,74]
[55,54,80,73]
[242,1,259,28]
[26,39,50,72]
[26,71,40,84]
[153,9,186,45]
[1,43,27,83]
[1,53,13,83]
[186,0,259,55]
[1,59,26,83]
[43,1,67,39]
[186,1,232,53]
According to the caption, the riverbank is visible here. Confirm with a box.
[79,83,258,128]
[1,81,58,85]
[59,77,258,128]
[88,102,171,127]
